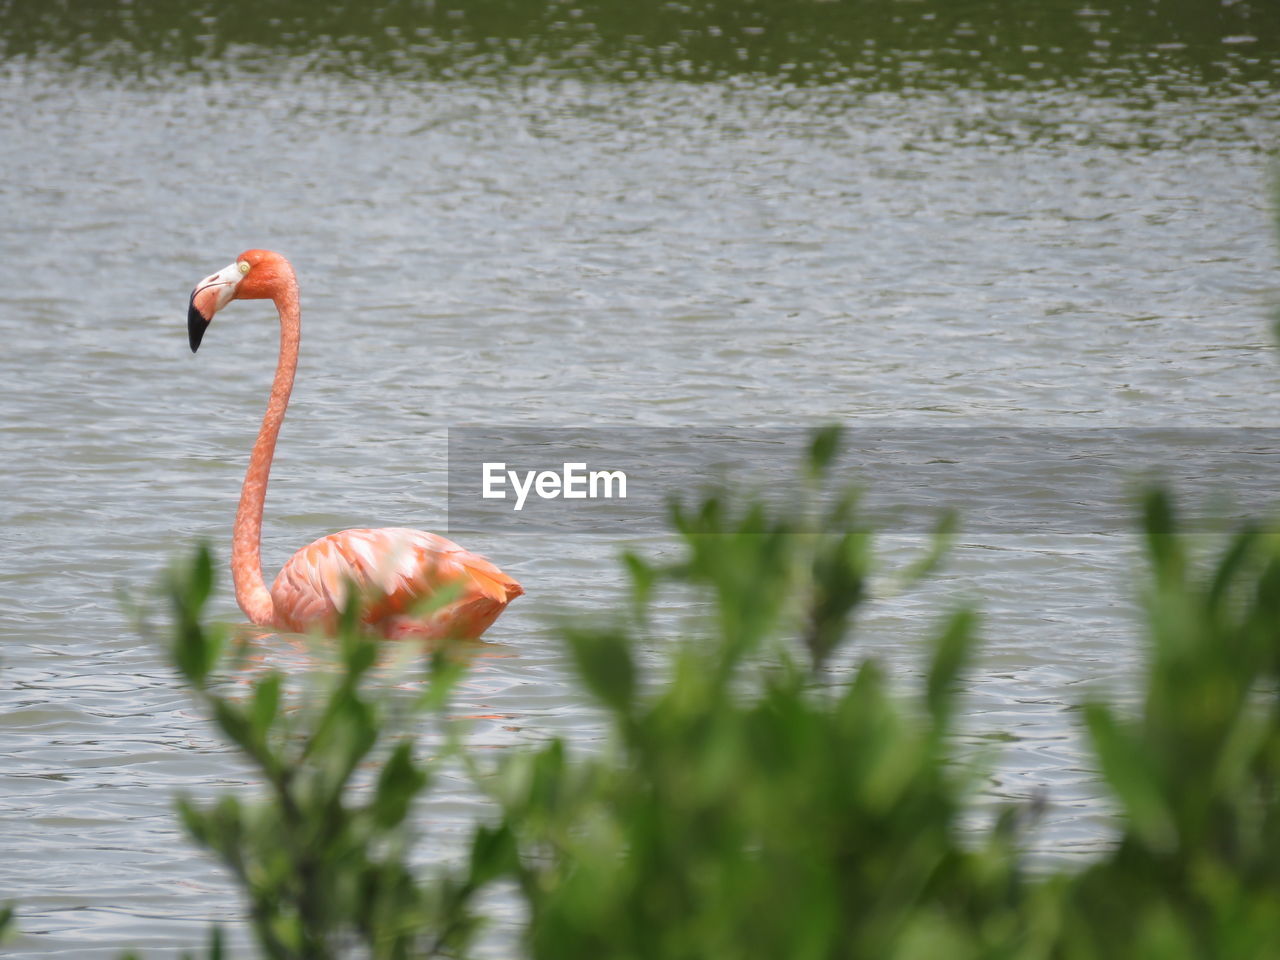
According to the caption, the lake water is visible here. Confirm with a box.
[2,2,1279,955]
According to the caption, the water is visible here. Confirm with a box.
[1,2,1279,955]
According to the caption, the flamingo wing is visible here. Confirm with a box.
[270,527,522,639]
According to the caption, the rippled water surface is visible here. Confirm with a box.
[2,1,1279,955]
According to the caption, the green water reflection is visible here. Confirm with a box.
[4,0,1278,90]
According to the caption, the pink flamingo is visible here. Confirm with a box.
[187,249,522,640]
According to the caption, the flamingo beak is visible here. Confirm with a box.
[187,261,243,352]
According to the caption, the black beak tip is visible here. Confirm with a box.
[188,293,210,353]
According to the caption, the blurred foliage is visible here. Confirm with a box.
[145,426,1280,959]
[1062,494,1280,959]
[0,903,13,945]
[2,0,1277,89]
[487,433,1023,959]
[488,449,1280,959]
[163,548,485,959]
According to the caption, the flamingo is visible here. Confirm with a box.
[186,249,522,640]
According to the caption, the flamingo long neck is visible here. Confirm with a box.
[231,277,300,625]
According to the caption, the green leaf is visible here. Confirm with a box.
[806,530,871,668]
[192,543,213,606]
[566,628,635,713]
[339,629,380,680]
[622,550,656,618]
[250,672,283,741]
[926,609,976,728]
[419,651,466,712]
[898,511,957,588]
[1084,703,1177,853]
[807,424,842,479]
[373,741,428,828]
[174,796,208,845]
[1142,488,1184,588]
[1206,527,1256,615]
[211,698,255,755]
[469,823,518,887]
[168,546,225,687]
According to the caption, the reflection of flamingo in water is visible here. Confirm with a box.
[187,249,522,640]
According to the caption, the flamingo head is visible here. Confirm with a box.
[187,249,295,352]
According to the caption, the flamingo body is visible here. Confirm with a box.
[187,249,522,640]
[271,527,523,640]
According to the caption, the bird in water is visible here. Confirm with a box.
[186,249,522,640]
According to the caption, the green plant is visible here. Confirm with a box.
[147,428,1280,960]
[1060,495,1280,959]
[162,549,489,960]
[481,432,1034,960]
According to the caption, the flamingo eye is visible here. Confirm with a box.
[237,261,250,275]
